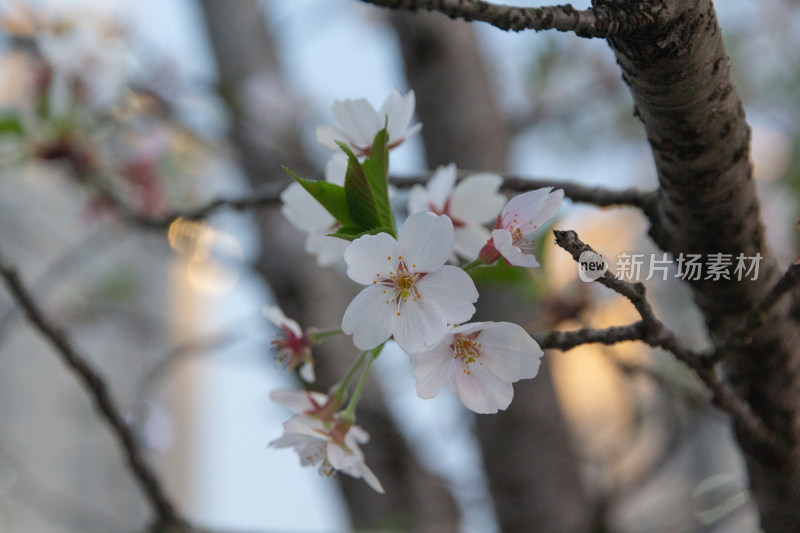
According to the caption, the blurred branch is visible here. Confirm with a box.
[106,182,287,230]
[102,173,653,231]
[552,229,789,459]
[359,0,653,37]
[0,251,188,531]
[0,224,117,343]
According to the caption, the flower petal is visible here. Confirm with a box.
[270,390,328,413]
[299,362,316,383]
[263,305,302,336]
[342,285,397,350]
[416,265,478,324]
[392,297,448,354]
[500,188,564,235]
[411,342,456,399]
[397,212,454,272]
[305,233,349,266]
[280,183,336,232]
[315,125,350,151]
[426,164,457,212]
[454,225,492,260]
[407,184,430,215]
[475,322,542,382]
[451,366,514,414]
[324,153,348,186]
[327,440,363,470]
[379,89,415,142]
[492,229,540,268]
[332,98,382,148]
[357,462,385,494]
[402,122,423,144]
[450,173,505,224]
[343,233,398,285]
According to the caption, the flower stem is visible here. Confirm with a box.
[342,343,384,419]
[309,328,343,342]
[461,258,485,272]
[333,350,368,399]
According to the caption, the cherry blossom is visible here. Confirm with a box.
[409,321,543,414]
[479,187,564,268]
[270,414,384,493]
[341,212,478,353]
[37,19,128,110]
[315,89,422,156]
[263,305,315,382]
[270,389,341,424]
[280,153,349,266]
[408,163,506,259]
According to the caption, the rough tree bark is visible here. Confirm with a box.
[389,10,594,532]
[597,1,800,530]
[197,1,459,530]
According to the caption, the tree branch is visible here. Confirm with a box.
[0,251,188,531]
[358,0,654,38]
[88,171,654,232]
[552,229,788,458]
[396,172,655,212]
[534,321,647,351]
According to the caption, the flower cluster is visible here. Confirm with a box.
[269,390,383,493]
[272,89,563,492]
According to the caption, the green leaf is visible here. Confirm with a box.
[0,113,23,135]
[329,225,393,242]
[284,167,355,227]
[361,129,393,231]
[338,142,381,231]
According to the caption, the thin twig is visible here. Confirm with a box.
[0,251,188,530]
[534,321,647,351]
[102,182,287,230]
[358,0,651,38]
[552,229,789,457]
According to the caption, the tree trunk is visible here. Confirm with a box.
[390,10,594,532]
[198,1,459,530]
[599,0,800,530]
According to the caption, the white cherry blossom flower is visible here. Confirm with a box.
[270,414,384,493]
[409,321,543,414]
[280,153,349,266]
[264,305,315,382]
[479,188,564,268]
[342,212,478,354]
[315,89,422,156]
[408,163,506,259]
